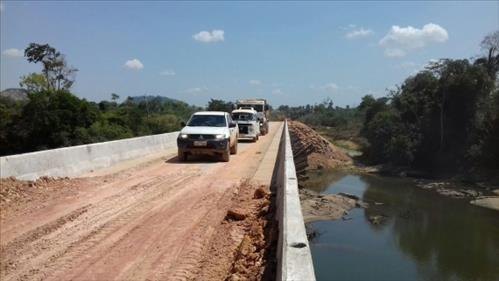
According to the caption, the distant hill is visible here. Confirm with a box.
[0,88,29,102]
[128,95,183,104]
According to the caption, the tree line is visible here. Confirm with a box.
[3,30,499,173]
[359,31,499,171]
[272,31,498,173]
[0,43,201,156]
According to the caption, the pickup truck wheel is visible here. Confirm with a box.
[221,149,230,162]
[178,149,187,162]
[230,140,238,154]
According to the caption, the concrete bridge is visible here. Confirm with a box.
[0,121,315,281]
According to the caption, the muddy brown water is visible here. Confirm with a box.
[304,171,499,281]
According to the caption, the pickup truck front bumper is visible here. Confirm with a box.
[177,138,229,155]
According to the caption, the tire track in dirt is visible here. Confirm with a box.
[42,174,198,281]
[2,173,197,281]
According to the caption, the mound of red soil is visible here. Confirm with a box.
[0,176,86,221]
[288,121,352,174]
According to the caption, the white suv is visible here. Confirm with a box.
[177,111,239,162]
[232,108,260,142]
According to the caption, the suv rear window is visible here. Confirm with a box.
[187,115,227,127]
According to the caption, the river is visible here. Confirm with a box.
[304,171,499,281]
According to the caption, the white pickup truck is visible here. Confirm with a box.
[177,111,239,162]
[231,108,260,142]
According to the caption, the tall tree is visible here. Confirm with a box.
[478,30,499,79]
[207,99,234,112]
[19,73,49,93]
[111,93,120,101]
[24,43,78,91]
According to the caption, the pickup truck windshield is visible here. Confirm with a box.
[232,113,256,121]
[187,115,226,127]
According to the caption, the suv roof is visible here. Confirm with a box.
[193,111,227,116]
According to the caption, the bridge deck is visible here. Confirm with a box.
[1,123,283,281]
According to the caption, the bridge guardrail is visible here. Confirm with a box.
[275,120,316,281]
[0,132,179,180]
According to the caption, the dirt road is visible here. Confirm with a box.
[0,122,283,281]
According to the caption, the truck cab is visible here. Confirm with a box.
[231,108,260,142]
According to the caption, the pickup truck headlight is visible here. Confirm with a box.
[215,134,226,139]
[179,134,188,139]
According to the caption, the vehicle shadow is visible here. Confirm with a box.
[165,154,222,164]
[237,139,257,144]
[166,138,259,164]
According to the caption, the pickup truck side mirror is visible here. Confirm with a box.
[229,122,237,128]
[180,121,186,127]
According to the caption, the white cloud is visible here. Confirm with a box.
[340,24,357,31]
[272,89,283,95]
[160,70,176,76]
[2,48,23,58]
[346,28,373,39]
[184,87,208,94]
[193,30,224,43]
[379,23,448,57]
[249,80,262,85]
[124,59,144,70]
[322,83,339,92]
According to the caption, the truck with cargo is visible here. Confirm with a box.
[235,99,270,135]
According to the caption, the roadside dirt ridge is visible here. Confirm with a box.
[287,120,351,174]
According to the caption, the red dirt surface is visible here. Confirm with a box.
[0,123,282,281]
[195,182,277,281]
[287,121,351,173]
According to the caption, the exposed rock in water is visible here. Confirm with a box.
[368,215,386,225]
[471,197,499,212]
[355,201,369,208]
[415,180,483,199]
[300,189,357,223]
[338,192,360,200]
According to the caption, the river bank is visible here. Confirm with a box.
[287,121,499,280]
[288,121,498,215]
[352,165,499,211]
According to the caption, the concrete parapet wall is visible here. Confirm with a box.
[0,132,179,180]
[275,120,316,281]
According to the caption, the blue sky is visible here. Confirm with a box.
[1,1,497,107]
